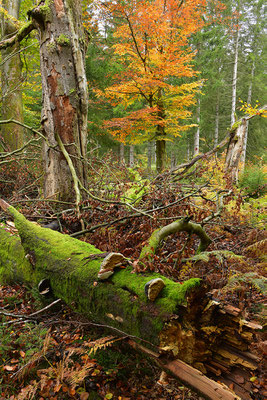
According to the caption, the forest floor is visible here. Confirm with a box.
[0,158,266,399]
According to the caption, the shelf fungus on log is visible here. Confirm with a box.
[0,199,262,400]
[145,278,165,301]
[98,253,127,280]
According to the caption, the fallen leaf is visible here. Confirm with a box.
[80,392,89,400]
[4,365,16,371]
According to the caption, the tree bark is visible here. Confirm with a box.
[156,138,166,173]
[28,0,88,201]
[119,142,125,164]
[129,144,134,167]
[225,118,247,183]
[194,97,200,156]
[214,95,220,147]
[147,141,153,172]
[240,61,255,168]
[139,217,212,263]
[231,27,239,126]
[156,89,166,173]
[0,0,24,150]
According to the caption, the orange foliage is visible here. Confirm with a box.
[96,0,219,143]
[239,100,267,118]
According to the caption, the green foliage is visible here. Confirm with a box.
[121,167,149,204]
[239,165,267,198]
[227,272,267,295]
[0,321,49,366]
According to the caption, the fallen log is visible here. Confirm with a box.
[0,200,261,400]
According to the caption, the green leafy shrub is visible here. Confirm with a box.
[239,165,266,198]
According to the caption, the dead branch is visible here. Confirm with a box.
[0,21,35,50]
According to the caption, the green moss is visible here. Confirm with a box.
[57,34,70,46]
[47,41,57,52]
[17,21,32,37]
[139,229,161,260]
[0,226,34,285]
[39,4,52,23]
[230,119,242,132]
[1,206,202,345]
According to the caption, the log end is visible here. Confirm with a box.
[0,199,11,212]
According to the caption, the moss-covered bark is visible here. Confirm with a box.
[0,205,204,349]
[139,217,212,262]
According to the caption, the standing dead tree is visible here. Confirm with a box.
[0,0,88,202]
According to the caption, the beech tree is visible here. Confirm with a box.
[96,0,209,172]
[0,0,88,201]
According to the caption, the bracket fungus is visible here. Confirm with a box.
[98,252,127,280]
[144,278,165,301]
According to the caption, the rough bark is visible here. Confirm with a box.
[28,0,88,201]
[0,200,261,400]
[0,0,24,150]
[0,0,88,201]
[225,118,247,183]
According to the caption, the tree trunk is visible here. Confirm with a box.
[0,200,261,400]
[129,144,134,167]
[214,95,220,147]
[170,151,176,170]
[225,118,247,183]
[156,89,166,173]
[156,139,166,173]
[194,97,200,156]
[147,141,153,172]
[240,61,255,168]
[0,0,24,150]
[29,0,88,201]
[119,142,125,164]
[231,27,239,126]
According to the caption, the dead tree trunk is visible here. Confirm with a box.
[0,200,261,400]
[225,118,247,183]
[0,0,88,201]
[30,0,88,201]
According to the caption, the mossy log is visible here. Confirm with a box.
[0,200,261,400]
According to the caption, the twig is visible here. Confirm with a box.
[0,299,62,321]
